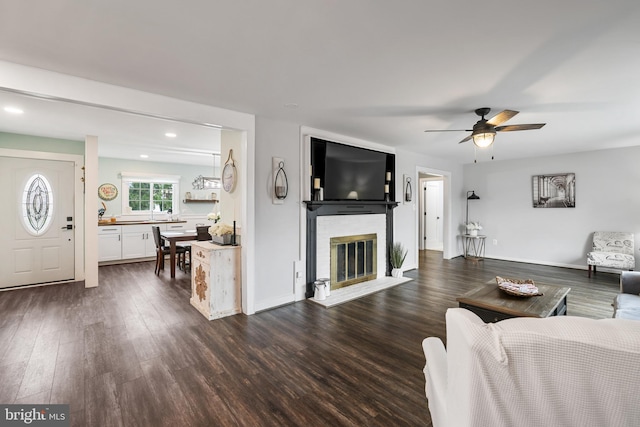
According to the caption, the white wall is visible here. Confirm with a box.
[98,157,214,217]
[0,131,84,153]
[253,117,301,311]
[250,119,467,311]
[463,146,640,269]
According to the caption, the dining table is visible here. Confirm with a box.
[160,229,197,278]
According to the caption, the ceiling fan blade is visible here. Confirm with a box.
[424,129,471,133]
[458,134,473,144]
[495,123,546,132]
[487,110,519,126]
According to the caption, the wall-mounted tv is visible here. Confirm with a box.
[311,137,395,201]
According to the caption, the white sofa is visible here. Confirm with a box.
[422,308,640,427]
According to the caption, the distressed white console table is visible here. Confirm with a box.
[190,241,241,320]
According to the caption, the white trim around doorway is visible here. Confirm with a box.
[415,166,454,260]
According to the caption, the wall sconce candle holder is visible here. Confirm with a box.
[272,157,289,204]
[274,161,288,200]
[404,175,412,203]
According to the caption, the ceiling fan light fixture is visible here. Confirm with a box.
[472,131,495,148]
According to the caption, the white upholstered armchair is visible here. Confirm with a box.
[586,231,635,278]
[422,308,640,427]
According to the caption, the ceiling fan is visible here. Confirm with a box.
[424,107,546,148]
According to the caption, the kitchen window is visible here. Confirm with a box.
[121,172,180,215]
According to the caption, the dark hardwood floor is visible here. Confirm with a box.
[0,251,620,426]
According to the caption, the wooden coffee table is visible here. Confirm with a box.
[457,283,571,323]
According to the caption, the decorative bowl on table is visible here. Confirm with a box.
[496,276,543,297]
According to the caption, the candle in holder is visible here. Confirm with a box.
[314,178,321,189]
[386,172,391,182]
[384,184,389,194]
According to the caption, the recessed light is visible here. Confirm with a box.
[165,132,177,138]
[4,106,24,115]
[140,154,149,159]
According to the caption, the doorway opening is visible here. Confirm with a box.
[419,173,444,253]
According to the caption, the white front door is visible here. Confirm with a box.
[0,157,75,288]
[424,180,444,251]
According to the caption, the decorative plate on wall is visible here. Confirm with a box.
[98,183,118,201]
[222,149,237,193]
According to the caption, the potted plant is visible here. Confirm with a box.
[390,242,407,278]
[465,221,482,236]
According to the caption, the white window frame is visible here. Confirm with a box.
[121,172,180,216]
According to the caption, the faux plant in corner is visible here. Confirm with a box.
[390,242,407,278]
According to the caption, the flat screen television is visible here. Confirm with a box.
[311,138,393,201]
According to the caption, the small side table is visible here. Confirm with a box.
[463,234,486,260]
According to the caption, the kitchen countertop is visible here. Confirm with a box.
[98,219,187,226]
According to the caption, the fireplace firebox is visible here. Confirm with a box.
[330,233,377,289]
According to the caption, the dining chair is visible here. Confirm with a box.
[151,226,187,275]
[176,224,211,271]
[176,241,192,272]
[177,225,211,272]
[196,225,211,241]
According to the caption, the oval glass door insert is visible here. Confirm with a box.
[22,173,54,235]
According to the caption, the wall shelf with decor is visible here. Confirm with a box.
[183,199,218,203]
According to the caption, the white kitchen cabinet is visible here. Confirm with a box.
[122,224,158,259]
[165,222,188,232]
[190,241,241,320]
[98,226,122,262]
[99,222,174,263]
[166,216,207,232]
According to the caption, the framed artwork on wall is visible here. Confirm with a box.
[532,173,575,208]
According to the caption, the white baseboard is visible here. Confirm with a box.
[487,255,584,270]
[485,255,629,275]
[254,294,295,313]
[402,263,418,272]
